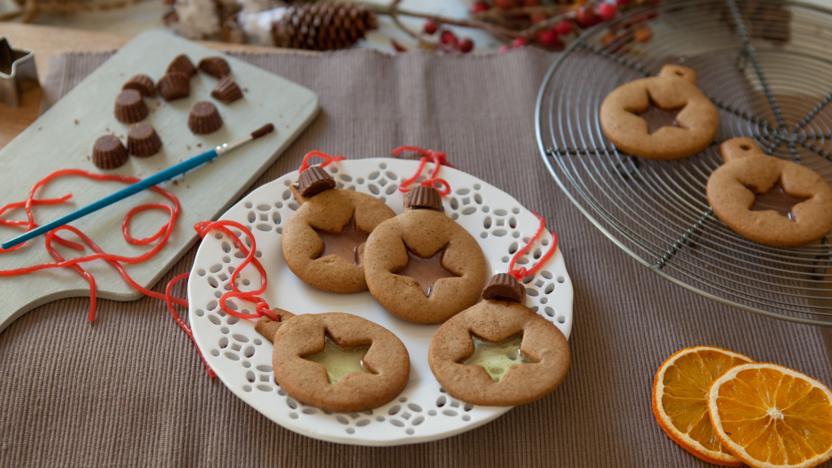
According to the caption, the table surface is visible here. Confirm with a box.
[0,23,274,149]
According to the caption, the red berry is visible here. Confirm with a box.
[458,38,475,53]
[536,29,560,48]
[423,20,439,35]
[597,3,618,21]
[511,37,528,48]
[472,1,489,13]
[440,30,458,47]
[575,6,599,28]
[554,19,573,36]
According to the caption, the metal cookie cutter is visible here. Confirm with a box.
[0,37,38,107]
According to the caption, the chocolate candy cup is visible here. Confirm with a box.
[122,74,156,97]
[188,101,223,134]
[211,77,243,104]
[198,56,231,79]
[167,54,197,77]
[92,134,128,170]
[127,122,163,157]
[297,166,336,198]
[114,89,148,124]
[405,185,443,211]
[156,72,190,101]
[482,273,526,303]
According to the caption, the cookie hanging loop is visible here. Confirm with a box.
[393,146,452,196]
[193,220,278,322]
[298,150,345,173]
[507,213,559,281]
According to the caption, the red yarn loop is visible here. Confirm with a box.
[193,220,277,322]
[165,272,216,378]
[298,150,345,173]
[0,169,280,378]
[392,146,453,196]
[507,213,559,281]
[0,169,182,322]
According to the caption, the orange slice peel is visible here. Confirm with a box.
[652,346,753,466]
[708,362,832,468]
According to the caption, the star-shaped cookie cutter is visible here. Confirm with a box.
[0,37,38,107]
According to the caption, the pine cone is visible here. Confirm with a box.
[272,3,378,51]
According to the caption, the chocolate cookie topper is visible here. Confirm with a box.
[255,311,410,412]
[707,137,832,247]
[600,64,718,160]
[429,216,570,406]
[282,151,396,293]
[363,147,488,324]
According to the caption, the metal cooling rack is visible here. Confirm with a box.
[535,0,832,325]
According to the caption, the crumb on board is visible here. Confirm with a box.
[243,88,249,93]
[196,143,203,148]
[73,119,79,125]
[37,126,42,131]
[186,145,191,151]
[172,179,179,186]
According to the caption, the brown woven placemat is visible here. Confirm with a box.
[1,49,830,468]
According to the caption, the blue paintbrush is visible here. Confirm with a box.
[1,123,275,250]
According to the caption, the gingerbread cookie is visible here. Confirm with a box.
[707,137,832,247]
[282,165,396,293]
[428,274,570,406]
[256,311,410,413]
[363,185,488,324]
[600,64,718,160]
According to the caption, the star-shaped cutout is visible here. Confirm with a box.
[304,333,371,384]
[315,217,368,265]
[752,183,810,221]
[461,334,538,383]
[397,246,460,296]
[637,97,683,135]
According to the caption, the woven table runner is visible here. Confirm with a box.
[1,49,830,468]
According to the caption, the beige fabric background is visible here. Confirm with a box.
[1,49,831,468]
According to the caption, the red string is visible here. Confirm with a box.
[507,213,559,281]
[193,220,277,322]
[0,168,279,378]
[297,150,345,173]
[165,272,216,378]
[392,146,452,196]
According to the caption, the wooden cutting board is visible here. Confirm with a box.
[0,30,318,332]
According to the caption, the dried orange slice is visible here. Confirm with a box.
[653,346,752,466]
[708,363,832,468]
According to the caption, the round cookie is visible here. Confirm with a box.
[282,165,396,293]
[256,311,410,413]
[428,274,570,406]
[363,185,488,324]
[600,64,718,160]
[707,137,832,247]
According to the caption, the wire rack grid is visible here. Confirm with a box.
[535,0,832,325]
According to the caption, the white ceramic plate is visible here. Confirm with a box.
[188,158,573,446]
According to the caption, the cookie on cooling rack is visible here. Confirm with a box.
[256,311,410,413]
[428,274,570,406]
[706,137,832,247]
[600,64,718,160]
[363,185,488,324]
[281,165,395,293]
